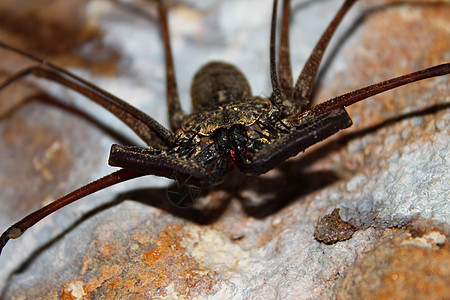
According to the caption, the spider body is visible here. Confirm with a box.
[109,60,352,186]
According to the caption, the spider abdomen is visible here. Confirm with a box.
[190,62,252,110]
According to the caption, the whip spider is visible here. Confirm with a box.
[0,0,448,271]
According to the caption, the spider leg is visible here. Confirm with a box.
[0,169,143,255]
[0,43,175,148]
[269,0,357,109]
[309,63,450,117]
[277,0,294,98]
[108,144,227,187]
[292,0,358,109]
[244,63,449,176]
[241,107,352,175]
[157,1,187,131]
[269,0,284,105]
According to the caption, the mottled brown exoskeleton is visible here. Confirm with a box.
[0,0,448,256]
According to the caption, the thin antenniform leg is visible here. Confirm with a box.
[293,0,358,109]
[269,0,284,106]
[278,0,294,98]
[0,43,175,148]
[157,1,186,131]
[0,169,144,255]
[309,63,450,117]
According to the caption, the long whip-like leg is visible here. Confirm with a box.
[157,1,186,131]
[269,0,284,106]
[293,0,358,109]
[0,42,174,148]
[277,0,294,98]
[309,63,450,117]
[246,64,449,175]
[0,169,143,255]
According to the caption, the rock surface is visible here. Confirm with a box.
[0,0,448,299]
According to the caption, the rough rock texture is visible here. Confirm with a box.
[329,227,450,299]
[0,0,448,299]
